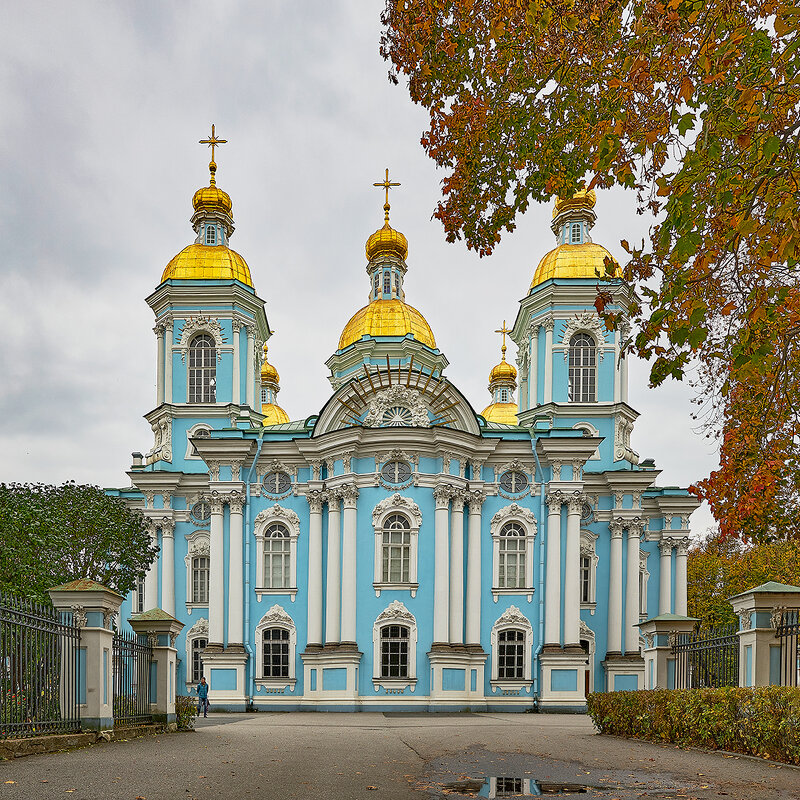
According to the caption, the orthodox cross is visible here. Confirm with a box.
[199,124,227,185]
[495,320,512,359]
[373,168,401,223]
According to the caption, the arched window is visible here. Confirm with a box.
[568,333,596,403]
[205,225,216,245]
[264,523,291,588]
[381,514,411,583]
[498,522,526,588]
[570,221,582,243]
[379,624,409,678]
[188,334,216,403]
[254,606,297,689]
[262,627,290,678]
[497,629,525,679]
[191,637,207,683]
[192,555,209,604]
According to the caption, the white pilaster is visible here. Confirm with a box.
[659,539,673,614]
[675,537,689,616]
[164,319,173,404]
[325,490,342,645]
[232,320,241,406]
[448,491,465,645]
[543,319,554,405]
[306,491,324,647]
[228,493,245,646]
[155,324,165,405]
[340,485,359,644]
[160,519,175,616]
[245,325,255,409]
[544,492,562,647]
[607,522,624,654]
[624,522,642,654]
[621,352,629,403]
[433,485,451,645]
[465,491,485,646]
[564,493,583,647]
[144,525,159,612]
[614,334,622,404]
[529,326,539,409]
[208,495,225,646]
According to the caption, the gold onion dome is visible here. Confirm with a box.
[192,183,232,216]
[490,356,517,383]
[260,343,279,384]
[260,343,289,426]
[553,188,596,218]
[338,299,436,350]
[481,402,519,425]
[161,244,253,287]
[366,221,408,261]
[530,243,620,289]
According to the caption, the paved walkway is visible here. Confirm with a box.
[1,713,798,799]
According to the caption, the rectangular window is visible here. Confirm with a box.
[373,272,380,298]
[264,539,290,588]
[383,272,391,294]
[135,577,145,614]
[570,222,581,243]
[496,778,523,796]
[497,629,525,679]
[205,226,217,245]
[192,556,210,604]
[498,540,525,588]
[380,625,409,678]
[382,530,410,582]
[580,555,592,603]
[262,629,290,678]
[191,638,207,683]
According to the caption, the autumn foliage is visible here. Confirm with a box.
[381,0,800,542]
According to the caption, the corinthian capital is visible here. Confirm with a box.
[433,484,455,508]
[567,491,586,514]
[545,490,563,514]
[340,483,360,507]
[159,516,175,536]
[307,490,326,514]
[609,520,624,539]
[228,492,245,514]
[468,490,486,513]
[658,538,673,556]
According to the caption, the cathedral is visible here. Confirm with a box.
[112,131,698,711]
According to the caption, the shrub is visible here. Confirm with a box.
[175,695,197,731]
[587,687,800,764]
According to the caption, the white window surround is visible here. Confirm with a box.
[185,423,212,460]
[372,600,418,692]
[490,505,537,602]
[580,529,599,613]
[372,494,422,597]
[184,616,209,687]
[254,506,300,600]
[184,532,210,614]
[639,550,650,619]
[490,606,534,692]
[579,620,596,693]
[572,422,601,460]
[254,604,297,691]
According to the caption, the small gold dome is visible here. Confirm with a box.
[366,222,408,261]
[481,402,519,425]
[530,243,620,289]
[553,189,596,218]
[193,184,233,216]
[338,299,435,350]
[489,358,517,383]
[260,344,279,384]
[161,244,253,287]
[262,403,290,426]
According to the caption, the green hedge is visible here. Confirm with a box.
[586,687,800,764]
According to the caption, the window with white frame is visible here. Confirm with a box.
[191,637,207,683]
[253,507,300,599]
[254,605,297,689]
[189,500,211,526]
[372,600,417,691]
[185,424,211,459]
[184,533,210,610]
[499,470,528,494]
[372,496,421,596]
[135,576,145,614]
[490,606,533,691]
[568,333,596,402]
[497,629,525,678]
[383,271,391,294]
[381,460,411,486]
[490,506,537,600]
[184,618,209,686]
[580,554,592,604]
[262,470,292,497]
[373,272,380,298]
[191,555,209,604]
[580,530,598,608]
[205,225,216,245]
[570,222,582,243]
[188,334,216,403]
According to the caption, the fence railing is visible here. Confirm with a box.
[0,592,81,739]
[672,623,740,689]
[112,629,152,726]
[773,608,800,688]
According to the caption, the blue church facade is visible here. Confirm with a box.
[111,146,698,711]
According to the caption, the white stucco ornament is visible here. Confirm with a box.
[178,315,227,362]
[372,494,422,527]
[364,386,430,428]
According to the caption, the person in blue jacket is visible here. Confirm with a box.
[197,676,209,717]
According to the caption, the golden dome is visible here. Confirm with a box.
[338,299,435,350]
[553,189,596,218]
[262,403,290,426]
[530,243,620,289]
[161,244,253,287]
[489,358,517,383]
[192,184,232,216]
[481,402,519,425]
[366,222,408,261]
[260,343,279,384]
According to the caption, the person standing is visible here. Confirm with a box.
[197,676,209,717]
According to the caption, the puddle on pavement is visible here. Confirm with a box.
[440,776,590,797]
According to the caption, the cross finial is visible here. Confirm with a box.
[199,124,227,186]
[495,320,512,360]
[373,168,401,224]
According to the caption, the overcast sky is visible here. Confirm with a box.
[0,1,718,537]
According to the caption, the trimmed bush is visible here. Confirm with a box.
[175,695,197,731]
[587,687,800,764]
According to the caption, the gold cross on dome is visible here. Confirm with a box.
[495,320,512,358]
[199,124,227,162]
[373,168,401,223]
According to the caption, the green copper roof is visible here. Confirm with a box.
[729,581,800,599]
[48,579,122,596]
[129,608,180,622]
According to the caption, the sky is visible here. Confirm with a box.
[0,1,718,537]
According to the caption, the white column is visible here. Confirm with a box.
[325,491,342,645]
[465,491,484,647]
[614,335,622,404]
[624,522,642,654]
[340,485,359,645]
[607,522,624,654]
[209,495,225,647]
[164,319,173,404]
[160,519,175,616]
[306,491,324,647]
[449,492,465,645]
[543,319,554,404]
[544,492,563,647]
[232,320,241,406]
[433,485,451,645]
[228,493,245,647]
[675,538,689,616]
[621,353,629,403]
[659,539,673,614]
[564,493,583,648]
[155,324,165,405]
[245,325,255,409]
[529,327,539,410]
[143,525,159,612]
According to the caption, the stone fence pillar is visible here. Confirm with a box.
[729,581,800,687]
[48,579,123,732]
[638,614,697,690]
[129,609,184,729]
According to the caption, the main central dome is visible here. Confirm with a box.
[338,298,436,350]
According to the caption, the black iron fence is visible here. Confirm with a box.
[773,608,800,687]
[0,592,81,739]
[673,623,740,689]
[112,629,152,726]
